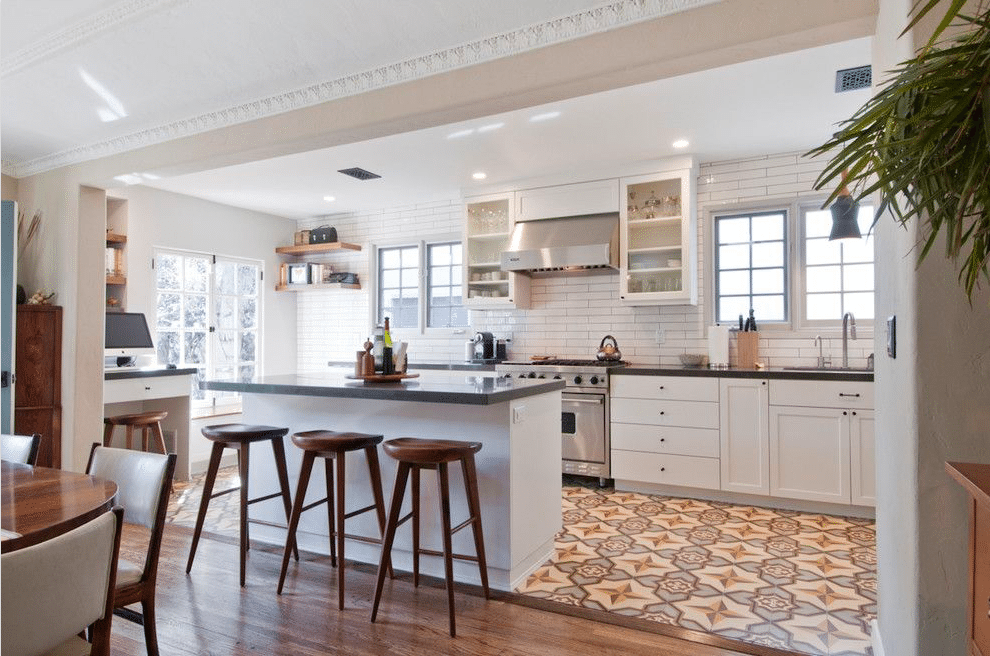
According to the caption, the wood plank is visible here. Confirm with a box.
[110,524,781,656]
[106,275,127,285]
[105,232,127,244]
[275,282,361,292]
[947,461,990,508]
[275,242,362,255]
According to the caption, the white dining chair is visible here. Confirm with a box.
[1,433,41,465]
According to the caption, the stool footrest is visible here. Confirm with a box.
[247,491,285,506]
[396,511,413,528]
[210,486,240,499]
[416,547,479,563]
[450,516,477,536]
[336,532,386,547]
[343,503,378,521]
[247,517,291,531]
[301,497,329,513]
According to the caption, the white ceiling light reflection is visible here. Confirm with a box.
[323,195,336,202]
[672,139,690,148]
[529,111,561,122]
[447,128,474,139]
[477,122,504,133]
[113,172,159,185]
[79,68,127,122]
[472,172,487,180]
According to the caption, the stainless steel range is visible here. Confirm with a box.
[496,359,626,482]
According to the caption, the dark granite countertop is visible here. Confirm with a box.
[202,370,564,405]
[614,364,873,382]
[104,366,198,380]
[327,361,496,372]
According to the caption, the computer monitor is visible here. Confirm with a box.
[105,312,155,367]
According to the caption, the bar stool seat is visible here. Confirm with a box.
[185,423,296,586]
[103,411,169,453]
[371,437,490,637]
[277,430,392,609]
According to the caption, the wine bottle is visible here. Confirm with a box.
[383,317,393,348]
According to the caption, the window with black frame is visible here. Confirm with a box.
[713,210,788,323]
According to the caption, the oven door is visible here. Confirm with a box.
[561,391,606,464]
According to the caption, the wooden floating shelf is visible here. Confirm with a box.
[105,232,127,244]
[275,242,362,255]
[106,275,126,285]
[275,282,361,292]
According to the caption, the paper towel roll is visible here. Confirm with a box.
[708,325,730,367]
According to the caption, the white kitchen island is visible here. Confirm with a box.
[202,370,563,591]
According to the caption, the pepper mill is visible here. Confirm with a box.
[361,339,375,376]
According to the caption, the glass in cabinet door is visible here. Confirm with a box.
[624,176,685,297]
[464,196,513,305]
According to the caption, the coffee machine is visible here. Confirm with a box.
[473,332,495,361]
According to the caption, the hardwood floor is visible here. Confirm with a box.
[110,524,782,656]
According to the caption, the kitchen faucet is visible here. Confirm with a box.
[842,312,856,368]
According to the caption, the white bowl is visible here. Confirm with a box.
[679,353,706,367]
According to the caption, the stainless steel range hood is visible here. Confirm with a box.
[500,214,619,274]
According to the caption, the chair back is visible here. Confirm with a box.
[1,507,124,656]
[86,444,175,581]
[1,433,41,465]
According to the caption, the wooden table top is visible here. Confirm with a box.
[1,460,118,553]
[946,461,990,507]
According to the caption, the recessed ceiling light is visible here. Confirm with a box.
[477,122,504,133]
[529,111,561,122]
[472,172,487,180]
[672,139,690,149]
[323,195,336,202]
[447,128,474,139]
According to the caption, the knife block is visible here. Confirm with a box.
[735,331,760,369]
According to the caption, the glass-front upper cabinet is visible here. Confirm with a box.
[619,165,698,305]
[463,193,530,309]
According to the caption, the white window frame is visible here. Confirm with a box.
[706,198,875,336]
[370,235,468,336]
[152,247,264,417]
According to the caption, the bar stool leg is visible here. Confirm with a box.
[141,426,150,452]
[237,443,251,586]
[334,452,347,610]
[187,441,225,574]
[371,461,411,624]
[436,462,457,637]
[461,454,490,599]
[411,467,421,587]
[125,424,134,450]
[324,458,337,567]
[278,451,316,594]
[270,436,299,561]
[102,423,114,447]
[364,446,394,579]
[152,422,167,454]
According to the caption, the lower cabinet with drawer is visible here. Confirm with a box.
[612,451,721,489]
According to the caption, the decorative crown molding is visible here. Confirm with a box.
[4,0,721,178]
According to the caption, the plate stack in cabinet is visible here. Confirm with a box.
[610,376,720,490]
[462,193,530,309]
[619,163,697,305]
[769,379,875,506]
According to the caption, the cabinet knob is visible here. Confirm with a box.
[659,411,665,416]
[762,381,767,385]
[852,411,857,416]
[660,467,666,472]
[843,411,848,415]
[145,386,151,391]
[660,438,665,442]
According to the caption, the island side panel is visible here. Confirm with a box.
[239,390,560,592]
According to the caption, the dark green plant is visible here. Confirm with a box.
[807,0,990,300]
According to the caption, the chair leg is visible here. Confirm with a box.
[238,444,250,586]
[102,423,114,447]
[462,454,490,599]
[186,441,225,574]
[370,461,410,624]
[142,597,160,656]
[364,446,394,579]
[141,426,150,452]
[411,466,421,587]
[437,462,457,637]
[325,457,336,568]
[125,424,134,450]
[152,422,167,454]
[335,451,347,610]
[270,436,298,561]
[278,451,315,594]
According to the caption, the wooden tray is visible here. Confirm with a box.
[345,373,419,383]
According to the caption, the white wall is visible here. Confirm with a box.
[111,185,297,466]
[296,150,874,370]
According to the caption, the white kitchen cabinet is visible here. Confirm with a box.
[619,164,698,306]
[849,410,876,505]
[515,179,619,222]
[719,378,770,495]
[770,406,850,504]
[463,193,530,309]
[611,450,720,490]
[611,375,718,402]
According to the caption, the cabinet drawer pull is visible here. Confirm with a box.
[659,411,665,416]
[839,392,861,398]
[144,386,151,391]
[660,438,666,443]
[660,467,666,472]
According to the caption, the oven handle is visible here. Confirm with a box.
[562,396,604,404]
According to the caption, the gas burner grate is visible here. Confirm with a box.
[531,359,626,367]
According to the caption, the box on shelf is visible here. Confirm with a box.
[294,230,311,245]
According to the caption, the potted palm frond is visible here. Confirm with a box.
[807,0,990,301]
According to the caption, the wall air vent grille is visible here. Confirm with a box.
[835,66,872,92]
[338,167,381,180]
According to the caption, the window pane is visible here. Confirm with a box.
[718,218,750,244]
[751,214,784,241]
[215,331,236,365]
[807,265,841,293]
[432,266,450,286]
[719,270,750,296]
[401,268,418,288]
[239,364,256,383]
[156,331,179,364]
[752,268,784,294]
[751,242,784,268]
[216,296,236,330]
[429,307,450,327]
[381,249,401,268]
[431,288,451,305]
[719,244,750,269]
[239,331,256,362]
[844,292,875,319]
[215,262,235,295]
[156,254,181,290]
[157,293,181,328]
[843,264,874,291]
[719,296,751,323]
[238,264,258,296]
[239,297,257,329]
[805,209,832,239]
[451,244,462,265]
[401,247,418,267]
[184,331,207,364]
[432,245,452,266]
[856,206,875,235]
[751,295,785,321]
[185,257,209,293]
[807,237,841,265]
[807,293,842,320]
[842,237,874,264]
[184,294,207,329]
[382,269,400,289]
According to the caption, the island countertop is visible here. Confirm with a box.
[202,370,564,405]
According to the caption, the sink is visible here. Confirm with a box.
[780,366,873,372]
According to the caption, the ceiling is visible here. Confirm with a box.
[142,37,872,218]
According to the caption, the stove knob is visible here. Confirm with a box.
[503,373,512,379]
[538,374,545,379]
[590,376,599,385]
[553,375,562,380]
[528,372,536,379]
[518,374,526,379]
[573,375,583,385]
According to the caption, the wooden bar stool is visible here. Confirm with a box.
[103,411,169,453]
[370,437,490,637]
[185,423,297,586]
[277,430,393,609]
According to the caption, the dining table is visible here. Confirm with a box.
[1,460,118,553]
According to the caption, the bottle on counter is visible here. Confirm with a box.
[372,323,385,371]
[383,317,393,348]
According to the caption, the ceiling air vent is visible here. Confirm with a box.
[338,167,381,181]
[835,66,872,92]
